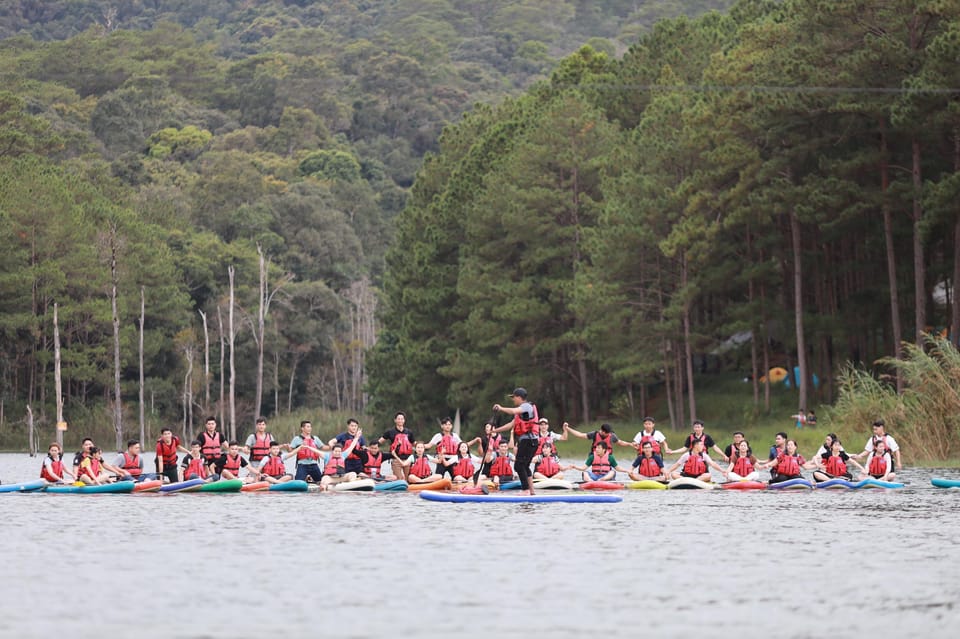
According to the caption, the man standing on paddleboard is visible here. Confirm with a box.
[493,387,538,495]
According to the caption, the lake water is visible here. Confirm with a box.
[1,453,959,639]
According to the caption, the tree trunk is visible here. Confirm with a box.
[53,303,63,448]
[111,227,123,451]
[27,405,35,456]
[682,253,696,421]
[952,132,960,349]
[228,266,237,441]
[577,353,590,424]
[255,246,266,421]
[674,344,685,428]
[287,352,299,414]
[663,341,676,430]
[273,350,280,417]
[880,123,904,392]
[790,210,808,413]
[912,137,926,345]
[139,287,146,445]
[217,306,225,428]
[199,309,210,413]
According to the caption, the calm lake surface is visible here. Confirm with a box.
[1,453,959,639]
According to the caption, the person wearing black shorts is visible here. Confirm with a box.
[493,387,539,495]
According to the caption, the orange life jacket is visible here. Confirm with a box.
[184,457,208,479]
[591,451,612,474]
[249,432,272,462]
[683,453,706,476]
[296,436,320,462]
[261,456,287,478]
[437,434,458,456]
[490,456,513,477]
[391,431,413,457]
[364,451,383,478]
[323,455,345,476]
[200,431,224,461]
[512,404,539,437]
[41,456,65,482]
[120,452,142,476]
[221,453,243,476]
[638,456,661,478]
[156,437,180,467]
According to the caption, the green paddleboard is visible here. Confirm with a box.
[198,479,243,493]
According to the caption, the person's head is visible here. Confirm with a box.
[872,419,886,435]
[643,417,655,432]
[255,417,267,432]
[538,418,549,434]
[48,442,62,458]
[692,420,704,434]
[367,440,380,454]
[786,439,798,454]
[541,441,554,456]
[331,442,344,458]
[498,441,509,454]
[823,433,837,447]
[205,417,217,431]
[190,441,202,455]
[595,441,608,454]
[775,432,787,447]
[300,420,312,435]
[483,421,495,435]
[457,441,470,458]
[126,439,140,454]
[90,447,102,459]
[160,428,173,442]
[641,441,653,457]
[81,437,94,452]
[510,387,527,406]
[346,418,359,435]
[737,440,750,456]
[269,441,281,455]
[874,438,887,454]
[600,423,613,435]
[394,412,406,429]
[690,438,704,453]
[414,441,426,455]
[732,431,744,445]
[228,441,240,455]
[440,417,453,433]
[830,438,842,454]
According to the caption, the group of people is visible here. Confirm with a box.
[36,384,903,494]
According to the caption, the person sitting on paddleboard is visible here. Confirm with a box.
[565,422,633,454]
[181,441,210,482]
[532,441,569,480]
[860,438,897,482]
[379,412,415,482]
[407,440,441,484]
[767,432,787,481]
[211,440,252,482]
[852,419,902,472]
[725,439,760,482]
[492,387,539,495]
[319,435,362,490]
[665,438,725,482]
[632,417,672,465]
[813,433,843,459]
[113,439,146,482]
[488,440,516,487]
[571,441,621,482]
[812,438,862,483]
[759,439,806,484]
[40,442,75,484]
[79,447,116,485]
[359,440,395,481]
[290,420,327,484]
[535,418,567,455]
[426,417,460,479]
[448,442,477,483]
[627,440,665,482]
[257,441,293,484]
[675,420,728,462]
[723,431,748,461]
[464,420,504,485]
[72,437,94,481]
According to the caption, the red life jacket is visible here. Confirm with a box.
[296,436,320,462]
[535,456,560,477]
[639,432,661,455]
[184,456,207,479]
[486,433,503,455]
[638,456,661,478]
[453,457,475,478]
[249,433,272,462]
[591,451,612,474]
[391,431,413,457]
[341,435,362,461]
[490,455,513,477]
[535,434,554,456]
[121,452,142,476]
[683,453,707,476]
[732,455,754,476]
[364,451,383,478]
[592,431,613,452]
[868,454,888,476]
[261,456,287,478]
[512,404,539,437]
[777,453,802,477]
[437,434,458,456]
[156,437,180,467]
[41,456,65,482]
[82,458,103,480]
[221,454,243,476]
[324,455,345,476]
[824,455,848,476]
[200,431,223,461]
[410,455,433,478]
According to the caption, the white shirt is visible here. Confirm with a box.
[427,432,462,447]
[633,429,666,444]
[864,434,899,453]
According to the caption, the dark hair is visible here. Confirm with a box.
[82,437,94,445]
[872,419,885,428]
[332,442,343,449]
[228,440,239,447]
[600,423,613,433]
[89,446,100,455]
[692,420,704,427]
[595,441,608,450]
[205,416,217,424]
[641,441,653,448]
[190,441,202,447]
[347,418,359,426]
[300,420,311,429]
[776,431,788,440]
[160,427,172,435]
[269,441,280,447]
[126,439,139,448]
[733,431,744,437]
[441,417,452,425]
[395,411,406,419]
[256,417,266,424]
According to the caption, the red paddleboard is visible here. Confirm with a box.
[580,481,625,490]
[133,480,163,493]
[721,481,767,490]
[458,485,485,495]
[241,481,270,492]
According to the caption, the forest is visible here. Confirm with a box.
[0,0,738,448]
[367,0,960,444]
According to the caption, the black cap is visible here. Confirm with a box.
[511,387,527,399]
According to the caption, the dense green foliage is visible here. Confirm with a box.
[0,0,741,447]
[370,0,960,437]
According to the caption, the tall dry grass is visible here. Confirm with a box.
[832,335,960,462]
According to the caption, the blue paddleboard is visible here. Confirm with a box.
[815,478,856,489]
[0,479,48,493]
[373,479,408,492]
[767,478,814,490]
[932,478,960,489]
[45,481,135,494]
[419,490,621,504]
[159,478,206,493]
[269,480,309,492]
[853,478,904,489]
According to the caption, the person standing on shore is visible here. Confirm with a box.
[493,387,538,495]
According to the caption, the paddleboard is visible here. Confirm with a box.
[269,480,309,492]
[815,478,856,489]
[627,480,668,490]
[498,480,522,490]
[45,481,136,494]
[198,479,243,492]
[331,478,376,492]
[373,479,408,492]
[0,479,48,493]
[159,478,205,493]
[580,480,625,490]
[133,479,163,492]
[720,481,766,490]
[458,485,486,495]
[419,490,622,504]
[853,478,904,489]
[240,481,270,492]
[406,478,452,492]
[767,478,814,490]
[533,478,575,490]
[667,478,716,490]
[932,478,960,489]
